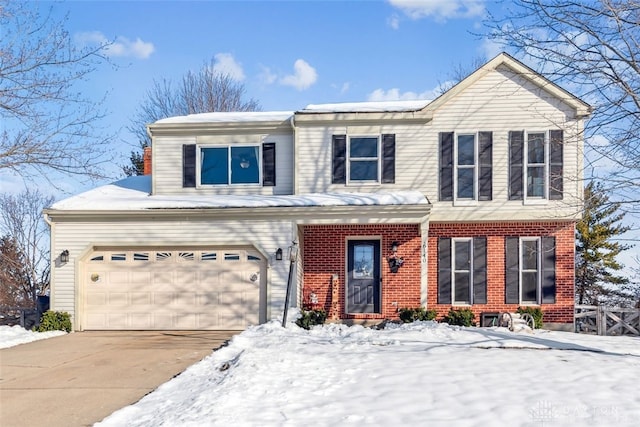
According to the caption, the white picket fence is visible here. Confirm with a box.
[575,305,640,336]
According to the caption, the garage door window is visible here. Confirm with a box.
[156,252,172,261]
[133,252,149,261]
[88,250,263,264]
[202,252,217,261]
[178,252,195,261]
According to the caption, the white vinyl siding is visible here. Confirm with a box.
[49,218,295,330]
[429,65,581,221]
[295,67,581,221]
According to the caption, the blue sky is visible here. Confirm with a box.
[34,0,505,180]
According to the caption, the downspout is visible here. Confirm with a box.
[43,212,55,307]
[289,113,297,194]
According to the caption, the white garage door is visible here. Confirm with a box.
[82,248,265,330]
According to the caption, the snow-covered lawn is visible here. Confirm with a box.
[96,320,640,427]
[0,325,66,349]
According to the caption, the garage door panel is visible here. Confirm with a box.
[131,292,151,306]
[153,292,174,306]
[130,271,151,285]
[83,248,264,330]
[108,271,129,285]
[130,313,152,329]
[109,293,128,306]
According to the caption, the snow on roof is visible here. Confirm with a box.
[151,100,431,125]
[299,100,431,113]
[154,111,294,124]
[50,176,429,211]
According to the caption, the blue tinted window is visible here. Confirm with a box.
[201,147,228,185]
[231,146,259,184]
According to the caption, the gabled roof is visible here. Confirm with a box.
[147,52,590,131]
[425,52,592,118]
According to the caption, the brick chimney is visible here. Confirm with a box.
[143,146,152,175]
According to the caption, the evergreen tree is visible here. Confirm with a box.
[575,182,633,305]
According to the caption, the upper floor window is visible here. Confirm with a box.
[332,134,395,185]
[349,137,379,182]
[200,145,259,185]
[182,142,276,188]
[456,134,476,200]
[509,130,563,201]
[439,131,492,202]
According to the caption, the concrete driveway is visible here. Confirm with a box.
[0,330,238,427]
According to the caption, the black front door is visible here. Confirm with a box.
[347,240,380,313]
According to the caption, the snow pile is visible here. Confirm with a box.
[96,321,640,427]
[0,325,66,349]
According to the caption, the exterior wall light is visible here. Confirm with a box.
[388,241,404,273]
[275,248,283,261]
[60,250,70,264]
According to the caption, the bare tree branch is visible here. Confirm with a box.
[124,58,260,176]
[0,0,113,182]
[484,0,640,211]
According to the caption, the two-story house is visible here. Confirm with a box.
[45,53,590,331]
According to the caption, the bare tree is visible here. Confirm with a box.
[0,189,54,304]
[124,58,261,175]
[484,0,640,212]
[0,0,112,181]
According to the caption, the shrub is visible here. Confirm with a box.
[442,308,476,327]
[398,307,438,323]
[36,311,72,333]
[295,309,327,330]
[516,306,544,329]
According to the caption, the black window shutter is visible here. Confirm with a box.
[332,135,346,184]
[478,132,493,201]
[541,236,556,303]
[505,237,520,304]
[508,131,524,200]
[381,134,395,184]
[262,142,276,187]
[182,144,196,188]
[438,238,452,304]
[439,132,454,201]
[473,237,487,304]
[549,130,563,200]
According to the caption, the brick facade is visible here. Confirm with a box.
[428,221,575,325]
[302,224,422,320]
[302,221,575,326]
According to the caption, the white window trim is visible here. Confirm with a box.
[451,238,473,305]
[453,132,479,206]
[523,131,549,205]
[196,144,262,187]
[346,135,381,185]
[519,237,542,305]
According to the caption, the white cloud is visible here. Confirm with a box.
[212,53,245,81]
[280,59,318,91]
[75,31,155,59]
[387,14,400,29]
[258,65,278,85]
[388,0,485,22]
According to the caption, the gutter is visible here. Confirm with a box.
[43,203,432,223]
